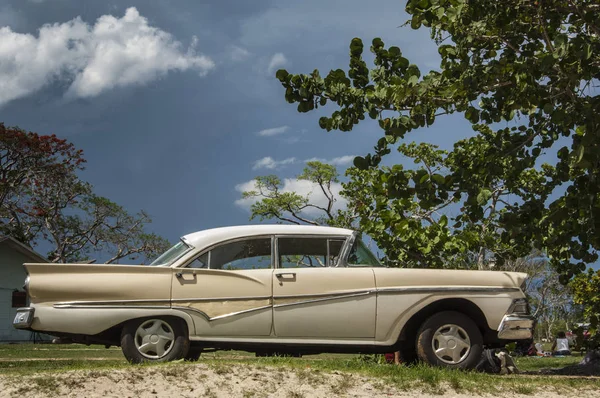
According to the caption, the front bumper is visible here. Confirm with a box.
[13,307,35,329]
[497,314,534,340]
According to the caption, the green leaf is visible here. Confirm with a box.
[398,57,410,68]
[372,38,384,49]
[350,38,363,56]
[432,174,445,184]
[438,215,448,227]
[465,107,480,123]
[411,16,422,30]
[275,69,289,81]
[353,156,369,170]
[389,46,401,56]
[583,43,592,60]
[575,145,585,164]
[476,189,492,205]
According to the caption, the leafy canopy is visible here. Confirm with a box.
[276,0,600,281]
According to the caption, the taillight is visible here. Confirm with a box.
[23,275,30,294]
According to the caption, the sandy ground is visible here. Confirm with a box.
[1,364,600,398]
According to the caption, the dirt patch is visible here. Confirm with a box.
[1,364,599,398]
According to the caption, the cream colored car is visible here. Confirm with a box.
[14,225,533,368]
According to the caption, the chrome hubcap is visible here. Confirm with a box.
[134,319,175,359]
[432,324,471,364]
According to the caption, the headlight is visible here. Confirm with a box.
[508,298,529,315]
[520,279,527,292]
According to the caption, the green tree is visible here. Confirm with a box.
[571,270,600,343]
[276,0,599,282]
[0,124,169,263]
[241,161,356,228]
[343,141,531,268]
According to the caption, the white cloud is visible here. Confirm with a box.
[253,156,296,170]
[305,155,356,167]
[0,7,215,106]
[256,125,290,136]
[235,178,347,216]
[230,45,250,61]
[267,52,288,74]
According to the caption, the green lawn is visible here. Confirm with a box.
[0,344,596,395]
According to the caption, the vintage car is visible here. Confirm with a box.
[14,225,534,368]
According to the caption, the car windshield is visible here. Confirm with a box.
[149,240,192,266]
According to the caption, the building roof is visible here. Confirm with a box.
[0,236,47,263]
[181,224,354,250]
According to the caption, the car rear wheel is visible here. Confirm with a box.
[416,311,482,369]
[121,317,189,363]
[185,347,202,362]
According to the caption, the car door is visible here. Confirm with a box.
[170,236,273,337]
[272,236,376,339]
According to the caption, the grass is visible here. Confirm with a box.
[0,344,597,395]
[0,343,124,359]
[513,356,582,372]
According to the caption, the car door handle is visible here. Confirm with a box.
[176,270,196,278]
[276,272,296,281]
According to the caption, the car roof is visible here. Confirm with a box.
[181,224,354,250]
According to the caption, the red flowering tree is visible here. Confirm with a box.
[0,123,169,263]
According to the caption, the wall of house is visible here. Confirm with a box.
[0,245,34,342]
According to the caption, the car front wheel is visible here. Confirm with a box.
[416,311,482,369]
[121,317,190,363]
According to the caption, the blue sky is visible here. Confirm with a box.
[0,0,478,247]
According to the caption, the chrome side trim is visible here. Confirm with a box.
[54,296,272,307]
[171,305,210,319]
[171,295,271,303]
[274,291,371,308]
[54,304,171,310]
[275,290,374,300]
[54,299,170,307]
[210,305,272,320]
[377,287,520,294]
[172,305,271,321]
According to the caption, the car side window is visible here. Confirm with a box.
[187,252,209,269]
[278,237,344,268]
[347,238,381,267]
[209,238,272,270]
[328,239,345,267]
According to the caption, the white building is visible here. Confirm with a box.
[0,236,47,342]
